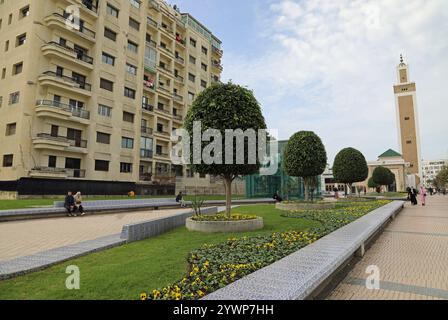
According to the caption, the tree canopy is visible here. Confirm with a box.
[372,166,395,187]
[333,147,369,186]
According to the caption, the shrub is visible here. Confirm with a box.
[333,148,368,195]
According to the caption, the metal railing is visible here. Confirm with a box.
[175,75,184,83]
[140,149,154,158]
[41,71,92,91]
[147,16,158,28]
[36,133,87,148]
[173,93,183,101]
[36,99,90,119]
[81,0,98,13]
[173,114,183,121]
[142,103,154,112]
[49,13,96,39]
[141,126,153,135]
[44,41,94,64]
[175,56,185,64]
[31,166,86,178]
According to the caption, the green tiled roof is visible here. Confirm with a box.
[378,149,402,158]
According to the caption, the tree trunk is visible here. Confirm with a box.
[224,176,232,218]
[304,179,309,201]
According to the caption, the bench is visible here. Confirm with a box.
[0,198,275,222]
[204,200,405,300]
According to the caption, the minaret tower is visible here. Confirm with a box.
[393,55,422,185]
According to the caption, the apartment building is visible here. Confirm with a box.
[422,159,448,187]
[0,0,223,195]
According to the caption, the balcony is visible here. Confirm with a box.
[44,13,95,43]
[157,65,173,77]
[173,92,183,102]
[149,0,160,11]
[36,100,90,124]
[211,59,223,71]
[212,45,223,57]
[174,74,185,85]
[153,172,176,184]
[30,167,86,179]
[146,39,157,49]
[155,129,171,138]
[159,24,174,38]
[143,79,156,92]
[175,35,186,47]
[141,126,153,135]
[173,114,183,122]
[33,133,88,153]
[38,71,92,97]
[139,172,153,182]
[174,56,185,66]
[159,44,174,59]
[142,102,155,112]
[140,149,154,159]
[147,16,158,29]
[41,42,94,70]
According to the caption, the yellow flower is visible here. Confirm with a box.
[197,290,205,297]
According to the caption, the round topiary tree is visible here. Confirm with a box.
[283,131,327,201]
[333,148,369,197]
[368,177,380,193]
[184,82,267,217]
[372,166,395,192]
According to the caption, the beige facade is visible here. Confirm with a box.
[0,0,224,195]
[394,56,422,184]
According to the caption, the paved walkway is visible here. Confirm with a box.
[0,208,187,262]
[328,195,448,300]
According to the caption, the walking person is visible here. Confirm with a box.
[411,187,418,205]
[74,191,85,216]
[419,186,427,206]
[64,191,76,217]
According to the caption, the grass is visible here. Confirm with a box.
[0,195,245,211]
[0,205,319,300]
[366,192,407,198]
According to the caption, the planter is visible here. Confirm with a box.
[276,202,335,211]
[186,217,264,233]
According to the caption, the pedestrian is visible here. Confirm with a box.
[406,187,412,201]
[419,186,427,206]
[411,187,418,205]
[74,191,85,216]
[429,187,433,196]
[64,191,76,217]
[273,191,283,203]
[334,187,339,200]
[176,191,186,207]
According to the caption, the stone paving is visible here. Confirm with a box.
[0,208,187,261]
[327,195,448,300]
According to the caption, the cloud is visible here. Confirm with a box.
[222,0,448,163]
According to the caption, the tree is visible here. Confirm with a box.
[434,167,448,189]
[183,82,267,217]
[333,148,369,196]
[368,177,380,193]
[372,166,395,191]
[283,131,327,201]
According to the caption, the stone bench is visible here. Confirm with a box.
[204,201,405,300]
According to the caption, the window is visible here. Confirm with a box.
[124,87,136,99]
[123,111,135,123]
[404,117,410,120]
[0,96,3,108]
[20,5,30,18]
[48,156,57,168]
[188,92,195,101]
[188,73,196,83]
[4,40,9,52]
[2,154,13,167]
[13,62,23,75]
[120,162,133,173]
[104,28,117,41]
[8,14,12,25]
[201,46,208,55]
[201,63,207,72]
[5,123,16,136]
[16,33,26,46]
[129,0,141,9]
[2,68,5,79]
[201,80,207,88]
[100,78,114,91]
[102,52,115,66]
[95,160,109,172]
[129,17,140,31]
[121,137,134,149]
[189,55,196,64]
[190,38,196,47]
[126,63,137,76]
[9,92,20,104]
[97,132,111,144]
[406,140,412,144]
[127,40,138,53]
[106,3,119,17]
[98,104,112,117]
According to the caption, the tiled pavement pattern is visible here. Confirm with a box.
[0,208,187,261]
[328,195,448,300]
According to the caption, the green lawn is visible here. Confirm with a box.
[0,195,245,211]
[0,205,318,300]
[366,192,407,198]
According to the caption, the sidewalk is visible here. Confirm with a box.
[327,195,448,300]
[0,208,187,261]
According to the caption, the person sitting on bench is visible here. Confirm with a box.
[64,191,77,217]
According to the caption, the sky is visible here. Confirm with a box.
[172,0,448,165]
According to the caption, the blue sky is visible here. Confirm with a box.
[173,0,448,165]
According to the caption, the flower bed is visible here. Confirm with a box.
[146,200,390,300]
[276,201,335,211]
[191,214,257,221]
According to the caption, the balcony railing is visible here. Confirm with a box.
[44,41,94,64]
[146,39,157,48]
[140,149,153,158]
[159,44,174,56]
[147,16,158,28]
[173,114,183,121]
[156,129,170,136]
[160,24,174,35]
[32,166,86,178]
[49,13,96,39]
[139,172,153,181]
[175,56,185,65]
[158,65,173,74]
[36,133,87,148]
[36,99,90,119]
[175,75,184,83]
[142,103,154,112]
[149,0,160,11]
[81,0,98,13]
[141,126,153,135]
[212,45,223,56]
[41,71,92,91]
[173,93,183,101]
